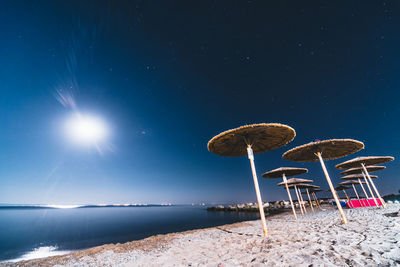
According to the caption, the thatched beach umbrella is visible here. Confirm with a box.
[262,167,308,220]
[340,165,385,175]
[208,123,295,236]
[333,185,353,208]
[277,178,313,215]
[283,139,365,224]
[335,156,394,169]
[310,188,323,192]
[301,188,322,210]
[341,174,378,180]
[309,189,323,209]
[336,156,394,207]
[284,182,316,213]
[295,184,320,212]
[293,184,309,213]
[340,166,386,207]
[339,180,367,207]
[362,172,379,206]
[357,172,378,206]
[334,186,351,201]
[277,178,313,186]
[305,188,323,209]
[341,174,378,207]
[360,172,379,206]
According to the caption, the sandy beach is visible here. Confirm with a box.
[3,203,399,267]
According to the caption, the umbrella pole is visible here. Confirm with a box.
[361,164,386,208]
[282,174,297,220]
[246,146,268,236]
[316,152,348,224]
[298,188,307,213]
[343,190,349,201]
[358,178,370,207]
[294,185,304,215]
[306,188,314,212]
[316,193,322,209]
[311,192,317,207]
[314,193,319,208]
[361,171,379,207]
[343,190,352,208]
[351,184,363,207]
[312,192,321,209]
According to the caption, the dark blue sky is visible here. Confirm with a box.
[0,1,399,204]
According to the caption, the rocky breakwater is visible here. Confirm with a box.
[207,201,290,213]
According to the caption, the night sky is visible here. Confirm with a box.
[0,1,399,205]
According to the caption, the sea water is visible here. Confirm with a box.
[0,205,259,262]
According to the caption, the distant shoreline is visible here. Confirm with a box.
[0,204,175,210]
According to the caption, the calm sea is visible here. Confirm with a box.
[0,205,259,262]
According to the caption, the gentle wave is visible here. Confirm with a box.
[5,246,71,263]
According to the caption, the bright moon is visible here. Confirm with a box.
[65,113,109,145]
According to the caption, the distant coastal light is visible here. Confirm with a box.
[45,204,82,209]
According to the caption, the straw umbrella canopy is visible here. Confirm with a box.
[287,183,319,189]
[341,174,377,180]
[208,123,295,157]
[340,165,386,175]
[339,180,367,205]
[262,167,308,178]
[335,156,394,169]
[301,187,322,195]
[302,190,321,194]
[326,187,350,192]
[262,167,308,220]
[341,167,385,206]
[208,123,295,236]
[282,139,364,162]
[283,139,364,224]
[339,180,366,186]
[290,184,320,195]
[277,178,313,186]
[337,157,394,208]
[334,185,351,202]
[308,188,323,209]
[307,188,323,193]
[334,185,350,191]
[341,174,375,203]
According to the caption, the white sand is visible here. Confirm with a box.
[4,203,400,267]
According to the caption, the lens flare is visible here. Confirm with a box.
[65,113,108,145]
